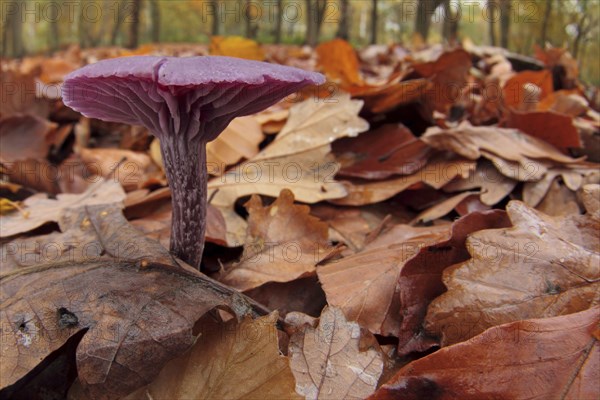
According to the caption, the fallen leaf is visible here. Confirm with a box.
[425,200,600,346]
[316,39,363,87]
[125,313,299,400]
[209,36,265,60]
[0,69,49,119]
[0,179,126,238]
[410,191,479,224]
[0,204,255,399]
[443,160,518,205]
[502,69,553,110]
[372,307,599,400]
[397,210,511,355]
[421,121,579,181]
[221,189,335,291]
[536,179,581,216]
[207,146,347,246]
[355,79,430,114]
[333,156,475,206]
[505,109,581,151]
[207,116,264,170]
[0,115,57,162]
[253,93,368,161]
[78,148,157,192]
[334,124,432,180]
[318,224,450,336]
[411,49,472,113]
[288,307,384,399]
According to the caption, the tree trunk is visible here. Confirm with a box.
[150,0,160,42]
[315,0,327,42]
[370,0,378,44]
[499,0,510,49]
[306,0,315,46]
[245,0,254,39]
[488,0,497,46]
[415,0,443,42]
[442,0,458,45]
[336,0,350,40]
[539,0,552,45]
[1,0,24,57]
[211,1,220,35]
[126,0,141,49]
[274,0,283,43]
[111,0,124,45]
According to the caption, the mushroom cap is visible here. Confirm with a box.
[62,56,325,140]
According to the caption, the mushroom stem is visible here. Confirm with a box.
[159,135,208,270]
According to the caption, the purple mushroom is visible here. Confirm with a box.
[62,56,324,269]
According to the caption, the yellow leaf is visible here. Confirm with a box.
[209,36,265,60]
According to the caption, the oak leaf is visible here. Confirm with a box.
[373,307,599,400]
[0,205,254,399]
[125,313,299,400]
[425,200,600,346]
[0,179,126,238]
[316,39,363,87]
[288,307,384,399]
[221,189,335,291]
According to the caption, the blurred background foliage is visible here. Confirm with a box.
[1,0,599,84]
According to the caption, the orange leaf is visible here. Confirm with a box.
[209,36,265,60]
[316,38,363,87]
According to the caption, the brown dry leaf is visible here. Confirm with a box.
[125,313,299,400]
[410,191,479,224]
[536,179,581,216]
[0,204,250,399]
[425,200,600,346]
[253,93,368,161]
[1,158,62,194]
[0,179,126,238]
[372,307,599,400]
[78,148,157,192]
[582,184,600,216]
[536,89,588,116]
[207,146,347,246]
[397,210,510,355]
[288,307,384,399]
[334,124,432,180]
[443,160,518,205]
[318,224,450,336]
[411,49,472,113]
[502,69,553,110]
[0,69,49,119]
[207,116,264,170]
[355,79,430,114]
[38,57,79,84]
[221,190,335,292]
[316,38,364,87]
[209,36,265,60]
[0,115,57,162]
[505,109,581,151]
[421,121,579,181]
[333,156,476,206]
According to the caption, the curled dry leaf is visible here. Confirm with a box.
[0,205,250,399]
[288,307,384,399]
[0,179,126,238]
[208,146,347,246]
[410,191,479,225]
[425,200,600,346]
[333,156,475,206]
[443,160,517,205]
[77,148,158,192]
[253,93,369,161]
[334,124,432,180]
[221,189,336,292]
[397,210,511,355]
[421,121,579,181]
[505,109,581,152]
[501,69,553,110]
[0,115,57,162]
[316,38,364,87]
[125,312,299,400]
[318,224,451,336]
[372,307,599,400]
[355,79,430,114]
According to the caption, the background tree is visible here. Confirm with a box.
[539,0,552,45]
[306,0,327,46]
[499,0,510,49]
[126,0,141,49]
[337,0,350,40]
[274,0,283,43]
[489,0,497,46]
[370,0,378,45]
[1,0,24,57]
[150,0,161,43]
[415,0,444,41]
